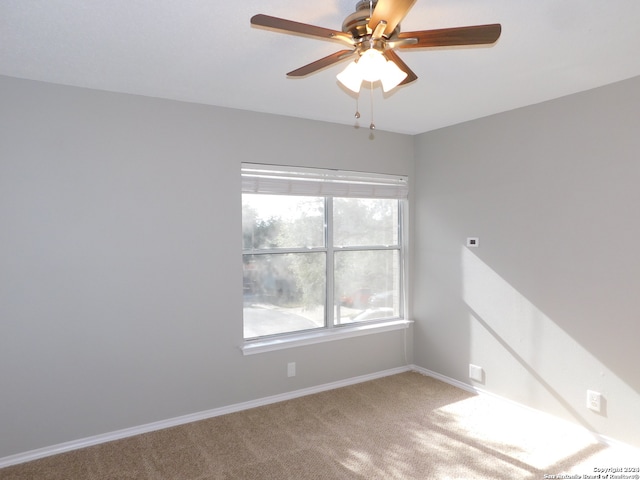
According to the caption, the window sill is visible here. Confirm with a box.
[241,319,413,355]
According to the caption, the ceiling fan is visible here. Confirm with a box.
[251,0,502,93]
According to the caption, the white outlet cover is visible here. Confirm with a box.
[469,364,484,382]
[587,390,602,412]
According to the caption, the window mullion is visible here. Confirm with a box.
[399,198,407,320]
[333,245,400,252]
[242,247,326,255]
[325,196,335,329]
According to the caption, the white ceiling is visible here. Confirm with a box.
[2,0,640,135]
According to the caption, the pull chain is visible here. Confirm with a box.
[369,81,375,130]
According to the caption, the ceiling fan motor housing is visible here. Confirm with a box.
[342,0,400,40]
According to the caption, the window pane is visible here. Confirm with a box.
[334,250,400,324]
[243,253,325,338]
[333,198,398,247]
[242,194,324,249]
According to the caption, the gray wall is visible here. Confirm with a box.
[0,75,414,458]
[3,71,640,458]
[413,75,640,446]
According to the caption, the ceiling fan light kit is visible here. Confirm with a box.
[337,49,408,93]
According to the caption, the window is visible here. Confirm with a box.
[241,164,408,343]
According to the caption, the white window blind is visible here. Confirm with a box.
[241,163,409,199]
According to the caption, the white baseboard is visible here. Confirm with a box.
[411,365,481,394]
[0,365,412,469]
[410,365,636,451]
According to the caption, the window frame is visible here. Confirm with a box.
[241,164,412,354]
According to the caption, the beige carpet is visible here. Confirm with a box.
[2,372,638,479]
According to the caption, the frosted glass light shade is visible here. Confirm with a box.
[336,61,363,93]
[380,59,408,92]
[358,49,388,82]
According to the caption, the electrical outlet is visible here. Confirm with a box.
[469,364,484,382]
[587,390,602,413]
[287,362,296,377]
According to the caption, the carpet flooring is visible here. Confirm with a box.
[1,371,638,479]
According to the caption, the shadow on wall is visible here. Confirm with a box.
[461,246,639,438]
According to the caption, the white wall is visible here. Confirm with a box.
[0,75,414,458]
[413,75,640,446]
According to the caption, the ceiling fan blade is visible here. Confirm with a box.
[287,50,357,77]
[384,49,418,85]
[397,24,502,48]
[251,14,354,45]
[368,0,417,38]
